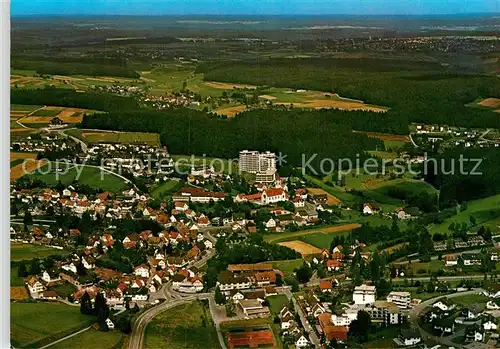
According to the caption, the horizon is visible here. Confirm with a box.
[11,0,500,16]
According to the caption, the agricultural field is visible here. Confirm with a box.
[14,105,101,126]
[50,329,123,349]
[11,243,67,261]
[10,302,94,348]
[466,97,500,112]
[67,129,160,146]
[278,240,323,255]
[403,260,445,276]
[256,87,388,112]
[144,300,220,349]
[10,286,28,300]
[265,223,361,243]
[214,104,247,117]
[270,259,303,278]
[429,193,500,235]
[10,152,46,182]
[306,187,340,205]
[353,130,411,143]
[11,266,25,287]
[27,163,130,193]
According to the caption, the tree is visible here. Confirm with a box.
[275,273,283,287]
[23,211,33,230]
[348,310,371,342]
[29,259,41,275]
[80,291,93,315]
[469,215,477,226]
[17,263,28,278]
[317,264,326,279]
[370,252,381,284]
[214,286,226,305]
[295,262,312,284]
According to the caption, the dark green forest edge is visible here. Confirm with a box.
[11,57,500,208]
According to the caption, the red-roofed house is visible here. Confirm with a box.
[262,188,288,205]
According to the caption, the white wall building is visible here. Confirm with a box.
[353,284,376,305]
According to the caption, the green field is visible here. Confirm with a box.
[451,294,489,309]
[10,302,94,347]
[404,260,445,276]
[11,104,43,112]
[270,259,303,278]
[10,159,24,168]
[49,283,78,298]
[67,129,160,146]
[264,223,359,243]
[300,233,339,249]
[11,266,25,286]
[266,294,289,315]
[27,163,129,193]
[50,328,123,349]
[11,243,67,261]
[150,179,184,199]
[144,300,220,349]
[429,193,500,235]
[32,108,65,117]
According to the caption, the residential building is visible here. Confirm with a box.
[353,284,376,305]
[238,299,270,318]
[399,328,421,346]
[387,291,411,309]
[239,150,276,174]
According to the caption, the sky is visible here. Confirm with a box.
[11,0,499,16]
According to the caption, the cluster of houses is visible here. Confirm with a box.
[434,235,488,251]
[11,134,77,153]
[422,297,499,344]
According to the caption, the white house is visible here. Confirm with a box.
[387,291,411,309]
[265,218,277,229]
[134,265,150,278]
[295,335,309,348]
[26,277,45,297]
[362,203,376,215]
[105,318,115,330]
[483,318,498,331]
[261,188,288,205]
[486,301,500,310]
[433,300,455,312]
[399,329,421,346]
[132,294,148,302]
[204,240,214,249]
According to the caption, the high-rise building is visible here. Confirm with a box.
[239,150,276,174]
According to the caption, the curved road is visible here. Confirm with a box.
[408,288,485,348]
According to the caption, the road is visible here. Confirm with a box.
[281,287,320,348]
[52,127,88,153]
[399,275,486,282]
[128,234,218,349]
[408,288,484,348]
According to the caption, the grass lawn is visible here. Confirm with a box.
[50,328,123,349]
[144,300,220,349]
[266,294,289,315]
[451,294,489,309]
[405,260,445,276]
[150,179,184,199]
[270,259,303,278]
[49,283,77,298]
[27,163,129,193]
[11,243,67,261]
[429,193,500,235]
[11,266,25,286]
[10,302,94,348]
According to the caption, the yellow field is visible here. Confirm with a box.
[205,81,258,90]
[18,106,89,124]
[266,223,361,243]
[11,287,28,300]
[277,99,387,112]
[215,105,247,117]
[306,187,341,205]
[479,98,500,108]
[10,152,46,182]
[278,240,323,255]
[259,95,277,100]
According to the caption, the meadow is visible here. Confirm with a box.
[10,302,94,348]
[266,294,289,315]
[150,179,184,199]
[144,300,220,349]
[264,223,361,243]
[11,243,67,261]
[429,193,500,235]
[27,163,129,193]
[67,129,160,146]
[270,259,303,278]
[50,329,123,349]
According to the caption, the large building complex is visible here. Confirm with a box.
[239,150,276,174]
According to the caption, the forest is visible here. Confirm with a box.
[12,59,140,78]
[11,87,141,111]
[198,58,500,130]
[82,108,383,171]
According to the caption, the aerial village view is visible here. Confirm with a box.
[6,1,500,349]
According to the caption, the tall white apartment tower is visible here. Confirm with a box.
[239,150,276,174]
